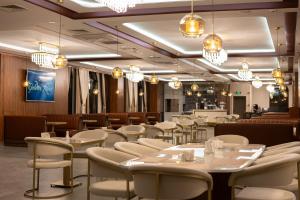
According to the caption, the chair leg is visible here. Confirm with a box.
[36,169,40,191]
[32,167,36,200]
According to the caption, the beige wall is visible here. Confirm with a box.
[252,85,270,110]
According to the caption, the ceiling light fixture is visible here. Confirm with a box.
[149,74,159,84]
[238,62,252,81]
[191,83,199,91]
[266,84,275,93]
[252,76,263,89]
[112,26,123,79]
[168,77,182,89]
[272,27,283,79]
[179,0,205,38]
[53,8,68,69]
[126,65,144,82]
[94,0,140,13]
[196,92,202,97]
[186,90,193,96]
[31,42,58,68]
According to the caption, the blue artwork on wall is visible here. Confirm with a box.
[26,69,56,102]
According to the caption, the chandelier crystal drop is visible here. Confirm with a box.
[126,65,144,82]
[112,67,123,79]
[168,77,182,90]
[252,76,263,89]
[191,83,199,91]
[149,74,159,84]
[238,62,253,81]
[203,48,227,65]
[94,0,141,13]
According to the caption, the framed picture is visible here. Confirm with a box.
[25,69,56,102]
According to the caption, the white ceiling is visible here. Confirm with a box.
[0,0,297,83]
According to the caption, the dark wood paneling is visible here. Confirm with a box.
[107,76,125,113]
[0,53,69,141]
[147,82,159,112]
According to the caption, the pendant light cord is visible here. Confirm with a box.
[116,26,119,55]
[59,14,62,51]
[191,0,194,15]
[212,0,215,34]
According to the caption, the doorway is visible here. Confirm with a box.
[233,96,246,118]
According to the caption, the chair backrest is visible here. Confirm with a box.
[214,134,249,145]
[25,137,73,157]
[102,129,128,148]
[263,146,300,157]
[138,138,174,150]
[114,142,158,157]
[118,125,146,135]
[215,116,227,123]
[72,129,108,140]
[142,125,164,138]
[130,164,213,200]
[266,141,300,151]
[86,147,136,179]
[229,153,300,187]
[154,121,177,130]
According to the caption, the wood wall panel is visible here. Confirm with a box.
[107,76,125,113]
[0,53,69,141]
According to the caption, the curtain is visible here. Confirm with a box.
[101,74,107,113]
[79,68,89,114]
[143,81,147,112]
[97,73,102,113]
[75,69,81,114]
[127,80,138,112]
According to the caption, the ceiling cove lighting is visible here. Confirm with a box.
[123,17,275,55]
[66,54,120,59]
[0,42,35,53]
[198,58,273,72]
[80,62,113,70]
[179,0,205,38]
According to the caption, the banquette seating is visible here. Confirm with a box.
[4,115,46,146]
[128,112,146,125]
[106,113,129,129]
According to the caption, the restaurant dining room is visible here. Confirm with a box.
[1,0,300,200]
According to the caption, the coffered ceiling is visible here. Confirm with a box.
[0,0,298,83]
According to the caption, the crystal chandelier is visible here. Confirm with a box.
[149,74,159,84]
[238,62,252,81]
[126,65,144,82]
[179,0,205,38]
[203,48,227,65]
[31,42,58,68]
[53,13,68,69]
[94,0,141,13]
[196,92,202,97]
[191,83,199,91]
[203,34,223,53]
[252,76,263,89]
[168,77,182,90]
[275,77,284,86]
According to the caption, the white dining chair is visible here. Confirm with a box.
[214,134,249,145]
[102,129,128,148]
[114,142,159,157]
[142,124,173,141]
[137,138,174,150]
[193,117,208,142]
[86,147,137,200]
[72,129,108,151]
[266,141,300,151]
[263,146,300,157]
[130,164,213,200]
[176,118,195,143]
[117,125,146,140]
[229,153,300,200]
[24,137,74,199]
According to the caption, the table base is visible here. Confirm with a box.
[50,180,82,188]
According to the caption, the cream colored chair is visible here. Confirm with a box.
[130,164,213,200]
[72,129,108,151]
[142,124,173,141]
[176,118,195,144]
[229,153,300,200]
[266,141,300,151]
[263,146,300,157]
[138,138,174,150]
[155,121,178,144]
[194,118,208,142]
[114,142,159,157]
[102,129,128,148]
[117,125,146,140]
[86,147,136,200]
[214,134,249,145]
[24,137,74,199]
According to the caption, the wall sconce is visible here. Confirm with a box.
[139,91,144,96]
[115,90,120,95]
[23,81,29,87]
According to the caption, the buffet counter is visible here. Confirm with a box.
[193,109,228,121]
